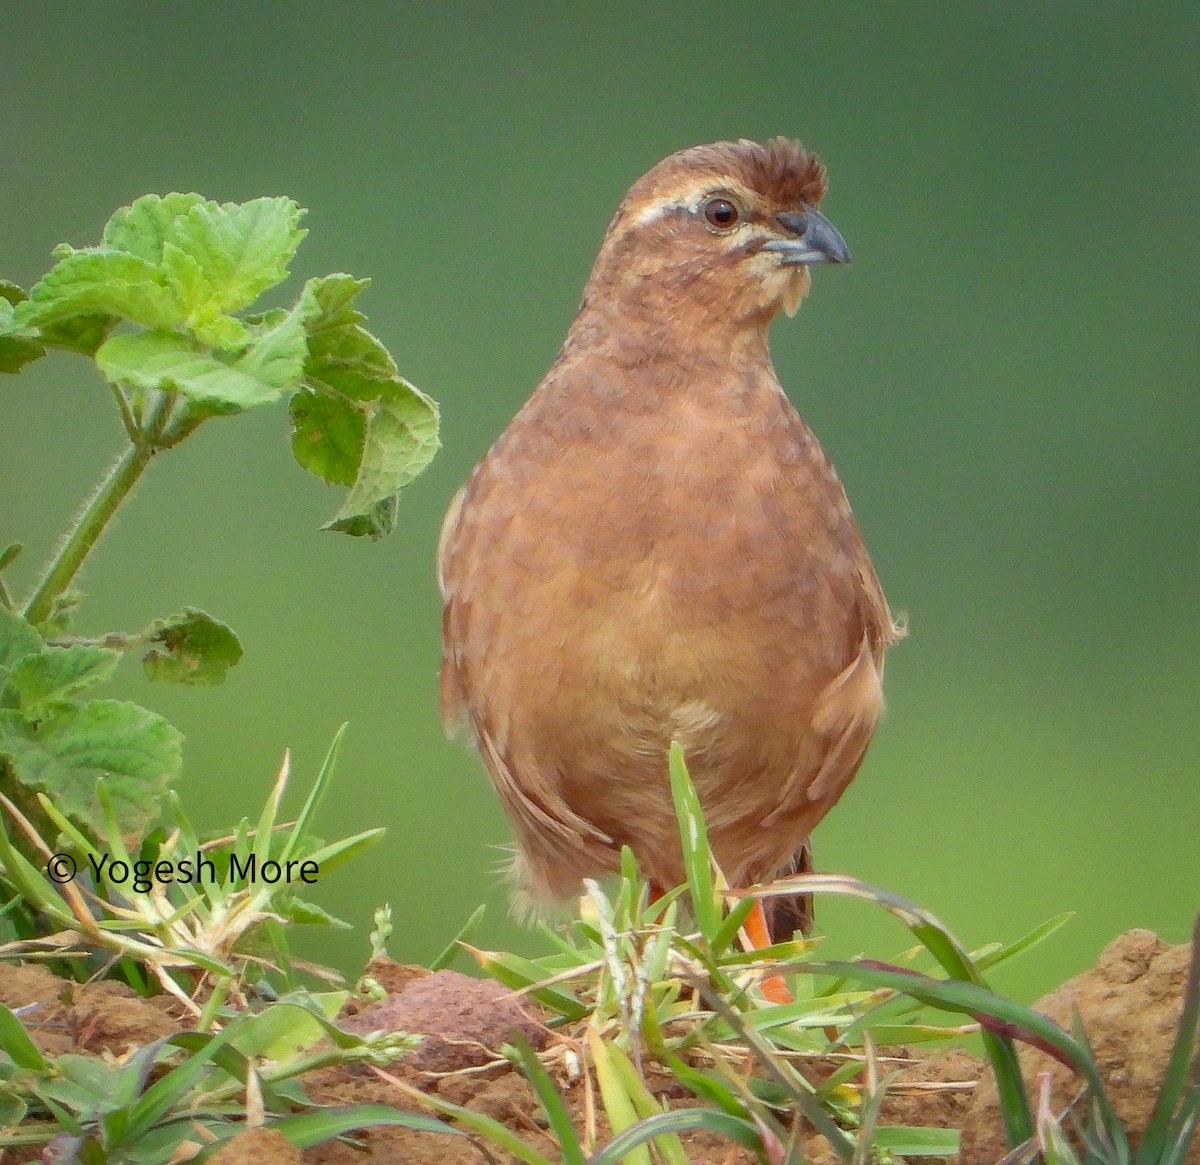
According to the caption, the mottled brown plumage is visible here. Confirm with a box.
[438,137,902,916]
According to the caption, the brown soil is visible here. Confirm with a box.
[960,929,1199,1165]
[0,929,1192,1164]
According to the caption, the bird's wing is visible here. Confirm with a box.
[764,629,884,828]
[856,555,906,664]
[437,481,614,859]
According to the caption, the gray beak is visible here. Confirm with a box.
[763,207,851,265]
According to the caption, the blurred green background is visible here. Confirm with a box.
[3,3,1197,1003]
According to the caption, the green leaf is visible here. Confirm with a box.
[507,1034,586,1165]
[257,1105,460,1151]
[38,1053,139,1113]
[0,608,43,681]
[291,274,440,533]
[668,742,720,941]
[588,1033,653,1165]
[280,896,349,927]
[466,946,590,1021]
[95,329,294,413]
[0,1092,26,1127]
[0,1001,51,1072]
[323,390,440,539]
[36,313,115,357]
[125,1028,236,1143]
[20,248,182,331]
[140,607,242,685]
[233,297,313,393]
[589,1110,764,1165]
[3,644,119,715]
[0,699,181,833]
[974,912,1075,974]
[277,722,345,867]
[872,1125,960,1156]
[102,192,306,321]
[289,388,364,486]
[0,290,45,373]
[325,494,398,540]
[165,196,306,317]
[102,192,209,262]
[430,904,486,972]
[301,274,399,401]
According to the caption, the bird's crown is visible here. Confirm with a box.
[583,137,848,323]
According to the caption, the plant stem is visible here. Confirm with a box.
[22,393,175,627]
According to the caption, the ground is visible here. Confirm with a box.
[0,929,1191,1164]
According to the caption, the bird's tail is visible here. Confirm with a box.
[764,842,815,936]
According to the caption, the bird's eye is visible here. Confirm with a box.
[702,197,740,230]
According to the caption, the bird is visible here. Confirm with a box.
[437,136,902,960]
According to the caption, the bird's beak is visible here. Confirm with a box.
[763,207,851,265]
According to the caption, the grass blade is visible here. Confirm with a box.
[278,723,347,866]
[668,743,719,941]
[262,1103,459,1148]
[763,871,1035,1148]
[587,1030,650,1165]
[508,1033,586,1165]
[0,1001,50,1072]
[587,1109,762,1165]
[430,904,486,971]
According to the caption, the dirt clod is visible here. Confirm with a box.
[960,929,1196,1164]
[0,960,181,1056]
[339,967,549,1071]
[210,1126,301,1165]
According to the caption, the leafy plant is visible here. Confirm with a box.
[0,726,382,1012]
[0,988,452,1163]
[0,191,438,849]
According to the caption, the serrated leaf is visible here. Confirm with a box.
[95,329,292,413]
[302,274,400,401]
[190,311,250,350]
[235,297,313,390]
[325,494,398,540]
[0,699,180,833]
[102,192,209,262]
[4,644,119,716]
[167,196,307,317]
[289,389,365,486]
[0,608,44,681]
[19,248,183,331]
[324,390,439,539]
[141,607,242,685]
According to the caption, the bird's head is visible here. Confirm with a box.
[583,137,849,328]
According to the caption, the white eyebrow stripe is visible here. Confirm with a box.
[621,181,758,231]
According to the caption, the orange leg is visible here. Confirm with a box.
[743,899,793,1005]
[653,884,793,1004]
